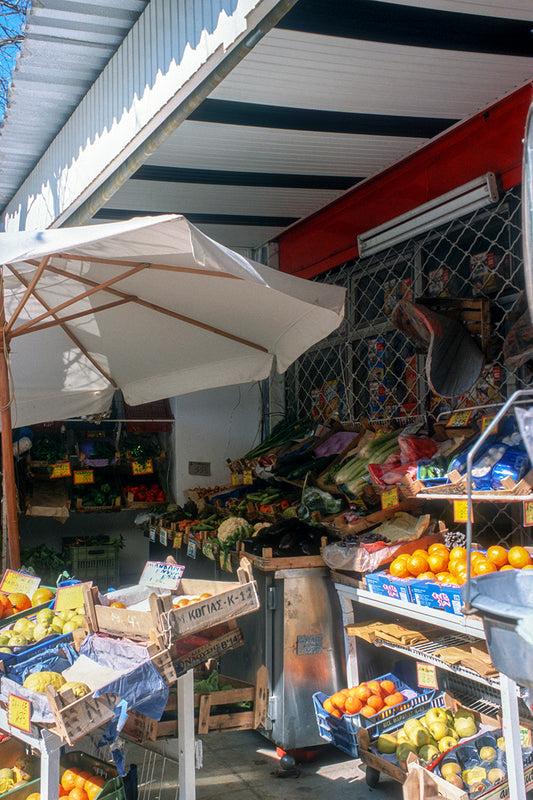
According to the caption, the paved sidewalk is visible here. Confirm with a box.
[130,729,405,800]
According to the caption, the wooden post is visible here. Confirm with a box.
[0,278,19,569]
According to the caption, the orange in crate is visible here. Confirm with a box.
[508,546,532,569]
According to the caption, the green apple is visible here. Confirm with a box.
[404,718,425,735]
[0,647,12,653]
[439,736,460,754]
[0,634,11,646]
[377,733,397,754]
[13,618,33,635]
[428,721,448,741]
[462,767,487,786]
[36,608,55,626]
[479,746,496,762]
[425,707,448,725]
[33,623,53,641]
[488,768,506,784]
[396,743,417,764]
[418,744,439,764]
[441,762,461,780]
[8,634,28,646]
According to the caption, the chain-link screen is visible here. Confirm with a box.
[284,186,532,546]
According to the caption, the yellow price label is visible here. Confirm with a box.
[73,469,94,485]
[203,540,215,560]
[446,410,473,428]
[243,470,254,485]
[520,726,532,748]
[416,662,438,689]
[481,415,496,434]
[230,472,242,486]
[54,582,90,612]
[524,502,533,527]
[173,532,183,548]
[0,570,40,597]
[219,553,233,573]
[132,459,153,475]
[8,694,31,733]
[49,461,71,478]
[381,487,399,510]
[453,500,474,523]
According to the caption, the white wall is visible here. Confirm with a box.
[169,382,263,503]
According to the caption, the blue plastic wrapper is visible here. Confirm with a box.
[4,639,78,684]
[80,635,169,721]
[491,446,529,489]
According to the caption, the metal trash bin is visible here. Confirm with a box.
[463,570,533,689]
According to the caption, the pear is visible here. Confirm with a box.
[377,733,397,754]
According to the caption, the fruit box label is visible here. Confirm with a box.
[169,583,259,636]
[173,628,244,676]
[0,570,40,597]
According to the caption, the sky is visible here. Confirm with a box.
[0,1,31,122]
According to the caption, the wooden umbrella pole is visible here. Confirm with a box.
[0,278,19,569]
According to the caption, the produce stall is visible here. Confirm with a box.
[0,554,262,800]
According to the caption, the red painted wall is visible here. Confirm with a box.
[278,83,533,278]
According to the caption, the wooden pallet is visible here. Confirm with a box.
[122,665,268,742]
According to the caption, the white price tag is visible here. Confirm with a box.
[139,561,185,590]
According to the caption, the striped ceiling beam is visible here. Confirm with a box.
[131,165,361,190]
[94,209,298,227]
[278,0,533,57]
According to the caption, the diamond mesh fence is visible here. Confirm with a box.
[284,186,532,546]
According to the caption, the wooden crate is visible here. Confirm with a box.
[236,543,326,571]
[75,496,121,513]
[122,665,268,741]
[43,640,177,746]
[83,557,259,641]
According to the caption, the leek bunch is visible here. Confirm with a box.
[335,430,400,497]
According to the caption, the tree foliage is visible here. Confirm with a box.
[0,1,31,119]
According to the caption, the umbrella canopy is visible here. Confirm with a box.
[0,214,345,566]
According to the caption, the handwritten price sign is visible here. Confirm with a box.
[446,410,473,428]
[453,500,474,523]
[8,695,31,733]
[159,528,168,546]
[187,540,197,559]
[230,472,242,486]
[524,501,533,527]
[49,461,71,478]
[381,487,399,510]
[55,582,91,612]
[416,662,438,690]
[243,470,254,485]
[73,470,94,485]
[140,561,185,590]
[132,460,153,475]
[0,570,40,597]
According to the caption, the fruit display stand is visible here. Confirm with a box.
[330,572,530,792]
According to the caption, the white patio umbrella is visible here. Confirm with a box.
[0,214,345,567]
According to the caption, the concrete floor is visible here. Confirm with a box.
[128,729,404,800]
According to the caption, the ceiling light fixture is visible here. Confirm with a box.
[357,172,499,258]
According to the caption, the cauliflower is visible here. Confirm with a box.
[217,517,253,549]
[253,522,271,537]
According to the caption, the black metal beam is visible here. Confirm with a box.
[278,0,533,57]
[131,165,361,191]
[93,208,298,226]
[189,100,456,138]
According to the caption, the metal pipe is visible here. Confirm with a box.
[462,388,533,613]
[0,276,20,568]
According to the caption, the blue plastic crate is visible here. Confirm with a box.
[416,460,449,486]
[312,671,444,757]
[411,580,464,616]
[365,571,415,603]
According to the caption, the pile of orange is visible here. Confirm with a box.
[0,592,32,619]
[59,767,106,800]
[389,542,533,586]
[322,678,405,719]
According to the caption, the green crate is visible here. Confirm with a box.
[65,543,120,589]
[6,750,126,800]
[61,751,125,800]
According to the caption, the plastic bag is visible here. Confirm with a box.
[398,433,438,464]
[298,486,341,520]
[515,405,533,463]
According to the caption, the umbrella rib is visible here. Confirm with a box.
[55,252,243,279]
[9,298,131,337]
[5,255,51,335]
[44,264,269,354]
[8,262,147,337]
[5,264,117,387]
